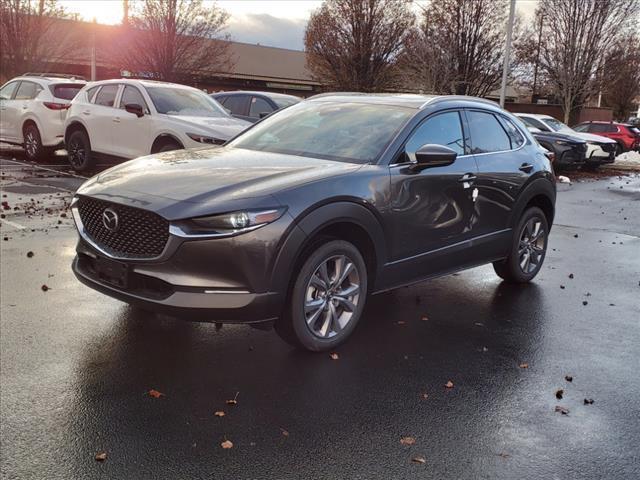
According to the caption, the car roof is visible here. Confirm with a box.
[86,78,197,90]
[582,120,633,126]
[306,93,498,110]
[213,90,300,100]
[12,75,86,84]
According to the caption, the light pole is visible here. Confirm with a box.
[499,0,516,108]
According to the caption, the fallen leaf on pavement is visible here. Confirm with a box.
[280,428,289,437]
[397,320,406,325]
[555,389,564,399]
[400,436,416,445]
[555,406,569,415]
[95,452,107,461]
[565,375,573,382]
[330,352,339,360]
[226,392,239,405]
[421,315,429,321]
[221,440,233,449]
[411,456,426,464]
[214,411,225,417]
[41,284,49,292]
[584,398,594,405]
[519,363,529,369]
[148,389,165,398]
[26,251,34,258]
[569,273,574,279]
[421,392,429,399]
[445,380,454,389]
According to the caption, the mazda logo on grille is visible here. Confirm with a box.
[102,208,119,232]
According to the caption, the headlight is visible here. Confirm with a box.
[171,208,287,237]
[554,140,570,146]
[186,132,225,145]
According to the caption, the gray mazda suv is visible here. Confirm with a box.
[71,94,556,351]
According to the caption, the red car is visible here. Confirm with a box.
[573,121,640,154]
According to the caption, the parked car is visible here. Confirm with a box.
[71,94,556,351]
[573,121,640,154]
[64,79,251,171]
[0,73,86,160]
[518,123,588,169]
[211,91,300,123]
[514,113,617,168]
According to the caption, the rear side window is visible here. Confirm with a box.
[94,85,119,107]
[499,116,525,149]
[605,124,618,133]
[590,124,608,133]
[51,84,84,100]
[14,81,42,100]
[249,96,273,118]
[0,81,19,100]
[405,111,465,156]
[223,95,249,115]
[467,111,511,153]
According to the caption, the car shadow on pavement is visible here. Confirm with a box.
[70,276,547,477]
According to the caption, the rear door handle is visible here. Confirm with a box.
[458,173,477,183]
[113,117,120,123]
[519,163,534,173]
[82,110,90,115]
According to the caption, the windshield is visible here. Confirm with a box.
[146,87,228,117]
[229,101,414,163]
[543,117,572,132]
[272,96,300,109]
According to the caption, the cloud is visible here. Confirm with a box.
[227,13,308,51]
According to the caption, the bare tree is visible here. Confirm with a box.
[401,0,511,96]
[536,0,639,123]
[0,0,74,81]
[121,0,232,82]
[304,0,415,92]
[601,34,640,121]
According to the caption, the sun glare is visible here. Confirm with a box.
[59,0,124,25]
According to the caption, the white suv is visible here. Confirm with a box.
[64,79,251,171]
[0,74,86,160]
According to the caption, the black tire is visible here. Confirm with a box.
[276,239,368,351]
[23,124,47,161]
[67,130,94,172]
[493,207,549,283]
[615,144,623,157]
[156,141,183,153]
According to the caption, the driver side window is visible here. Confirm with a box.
[405,111,465,160]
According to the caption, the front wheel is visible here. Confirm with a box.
[276,240,368,351]
[493,207,549,283]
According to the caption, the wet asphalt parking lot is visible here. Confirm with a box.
[1,152,640,480]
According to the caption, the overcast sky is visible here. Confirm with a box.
[60,0,539,51]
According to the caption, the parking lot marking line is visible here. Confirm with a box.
[0,218,26,230]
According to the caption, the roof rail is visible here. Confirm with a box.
[421,95,499,109]
[23,72,87,81]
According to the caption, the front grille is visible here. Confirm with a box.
[599,142,616,153]
[77,196,169,258]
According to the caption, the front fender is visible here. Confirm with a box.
[268,201,387,296]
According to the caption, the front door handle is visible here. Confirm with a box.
[82,110,90,116]
[519,163,534,173]
[113,117,121,123]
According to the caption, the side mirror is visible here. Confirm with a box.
[410,144,457,170]
[259,111,270,119]
[125,103,144,118]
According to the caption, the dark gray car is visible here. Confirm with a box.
[211,90,300,123]
[71,94,556,351]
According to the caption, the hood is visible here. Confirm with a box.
[533,131,586,144]
[169,115,251,140]
[77,147,364,217]
[564,130,617,144]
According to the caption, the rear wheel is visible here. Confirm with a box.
[67,130,94,172]
[493,207,548,283]
[155,140,183,153]
[276,239,368,351]
[23,124,47,161]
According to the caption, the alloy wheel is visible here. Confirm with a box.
[68,138,85,169]
[518,216,546,274]
[304,255,361,338]
[25,131,38,158]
